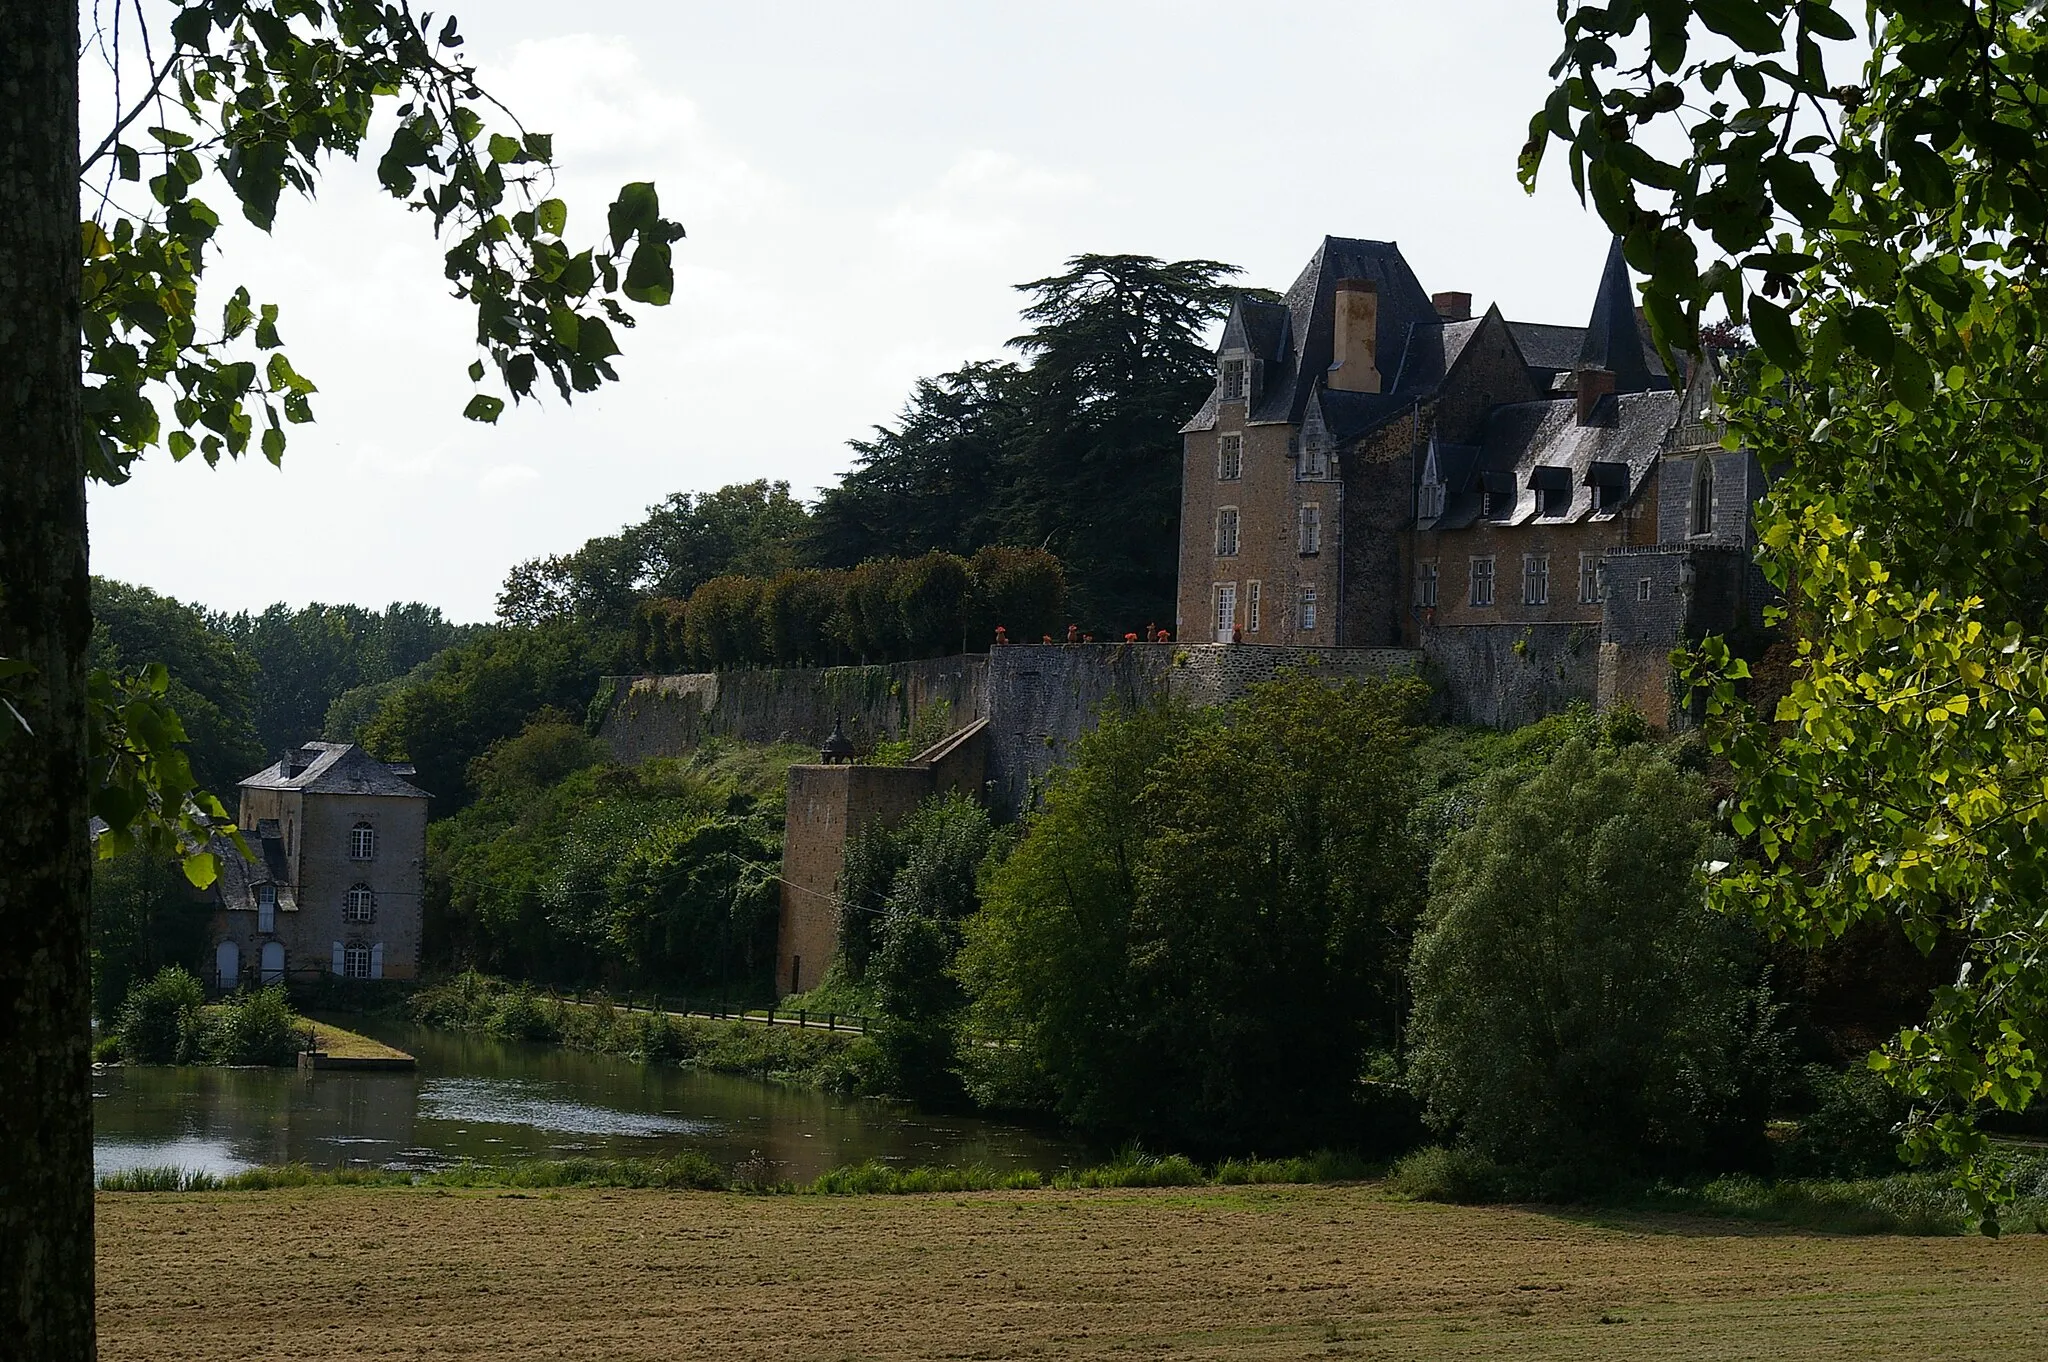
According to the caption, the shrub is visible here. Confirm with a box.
[1387,1145,1509,1204]
[1405,738,1782,1189]
[966,545,1066,646]
[1777,1063,1914,1179]
[116,965,206,1064]
[487,985,564,1043]
[893,551,972,657]
[204,986,303,1066]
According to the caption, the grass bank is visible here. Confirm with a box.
[408,973,880,1092]
[96,1181,2048,1362]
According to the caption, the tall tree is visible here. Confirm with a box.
[1532,0,2048,1219]
[90,579,263,794]
[1,5,682,1352]
[1001,255,1240,630]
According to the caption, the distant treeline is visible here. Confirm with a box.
[634,546,1066,671]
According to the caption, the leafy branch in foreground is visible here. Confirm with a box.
[1533,0,2048,1224]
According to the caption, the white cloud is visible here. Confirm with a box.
[879,149,1093,261]
[479,464,543,494]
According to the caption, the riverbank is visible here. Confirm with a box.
[96,1181,2048,1361]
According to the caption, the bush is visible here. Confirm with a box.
[1405,738,1782,1190]
[116,966,206,1064]
[1777,1063,1914,1179]
[1387,1146,1509,1204]
[204,986,303,1066]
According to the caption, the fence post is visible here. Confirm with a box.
[827,1012,836,1032]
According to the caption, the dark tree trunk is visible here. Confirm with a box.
[0,2,95,1358]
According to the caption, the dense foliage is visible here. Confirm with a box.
[89,580,262,795]
[423,718,797,996]
[1405,738,1780,1190]
[961,673,1428,1150]
[90,848,212,1027]
[1533,0,2048,1212]
[111,967,301,1067]
[635,546,1067,670]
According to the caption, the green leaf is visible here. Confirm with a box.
[115,144,140,182]
[608,182,661,251]
[622,237,673,306]
[536,198,567,237]
[1747,294,1802,367]
[468,360,486,382]
[1799,2,1855,41]
[1891,342,1934,411]
[1844,306,1895,366]
[261,426,286,463]
[463,394,505,423]
[488,133,523,164]
[1695,0,1786,54]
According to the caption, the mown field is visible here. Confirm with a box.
[97,1182,2048,1361]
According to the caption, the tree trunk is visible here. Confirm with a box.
[0,2,95,1358]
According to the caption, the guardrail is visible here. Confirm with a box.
[552,990,870,1035]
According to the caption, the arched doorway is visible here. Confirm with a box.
[260,941,285,984]
[215,939,240,989]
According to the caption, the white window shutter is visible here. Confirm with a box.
[370,943,385,980]
[331,941,344,975]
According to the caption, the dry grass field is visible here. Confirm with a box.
[97,1182,2048,1361]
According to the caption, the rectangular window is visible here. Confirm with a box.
[1524,554,1549,606]
[1469,556,1495,607]
[1298,503,1322,555]
[1215,507,1240,557]
[1418,480,1444,520]
[343,943,372,980]
[1299,440,1328,480]
[1220,358,1247,401]
[1637,576,1653,602]
[1213,582,1238,640]
[1580,554,1602,604]
[1217,433,1243,480]
[257,885,276,934]
[1246,580,1262,633]
[1299,586,1318,631]
[1416,560,1439,608]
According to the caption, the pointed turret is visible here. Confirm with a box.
[1576,238,1669,393]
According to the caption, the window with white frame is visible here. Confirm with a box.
[1637,576,1653,601]
[1300,437,1328,480]
[343,942,372,980]
[1246,580,1262,633]
[1298,503,1322,555]
[1217,432,1243,480]
[1416,560,1439,608]
[344,882,375,924]
[1298,586,1318,631]
[1418,478,1445,520]
[256,884,276,934]
[1524,554,1550,606]
[1213,582,1237,637]
[1215,507,1240,557]
[349,821,376,860]
[1220,357,1247,401]
[1580,554,1602,603]
[1469,556,1496,607]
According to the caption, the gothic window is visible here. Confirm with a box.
[344,883,375,924]
[1298,586,1318,631]
[1217,433,1242,480]
[1215,507,1240,557]
[1692,457,1715,536]
[349,822,376,861]
[1524,555,1550,606]
[1298,504,1322,555]
[1469,557,1496,607]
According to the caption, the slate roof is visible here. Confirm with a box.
[1386,317,1486,393]
[1578,238,1670,393]
[1248,237,1439,426]
[208,828,297,913]
[1504,322,1587,390]
[240,742,430,798]
[1422,389,1681,530]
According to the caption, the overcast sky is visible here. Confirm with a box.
[88,1,1631,623]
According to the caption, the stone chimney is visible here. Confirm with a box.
[1327,277,1381,394]
[1432,291,1472,322]
[1575,366,1616,425]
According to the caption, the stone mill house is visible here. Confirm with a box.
[206,742,429,989]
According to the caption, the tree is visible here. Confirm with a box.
[1530,1,2048,1215]
[963,673,1427,1149]
[90,578,262,793]
[1405,739,1779,1189]
[3,8,681,1345]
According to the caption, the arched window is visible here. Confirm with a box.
[349,822,376,860]
[343,942,372,980]
[344,883,375,923]
[1692,458,1715,537]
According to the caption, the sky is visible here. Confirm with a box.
[87,1,1633,623]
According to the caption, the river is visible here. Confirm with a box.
[91,1016,1086,1183]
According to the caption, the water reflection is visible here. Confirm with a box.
[93,1016,1084,1182]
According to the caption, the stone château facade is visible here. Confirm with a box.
[1177,235,1763,727]
[207,742,429,989]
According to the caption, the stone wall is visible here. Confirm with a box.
[1419,622,1602,728]
[776,764,934,997]
[597,656,987,764]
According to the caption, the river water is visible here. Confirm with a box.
[91,1017,1085,1183]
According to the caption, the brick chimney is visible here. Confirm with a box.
[1432,291,1472,322]
[1575,366,1616,425]
[1328,277,1381,393]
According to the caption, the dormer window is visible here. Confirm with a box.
[1220,357,1247,402]
[1299,438,1328,480]
[1585,461,1628,511]
[1529,466,1572,518]
[1418,479,1445,520]
[1481,472,1515,520]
